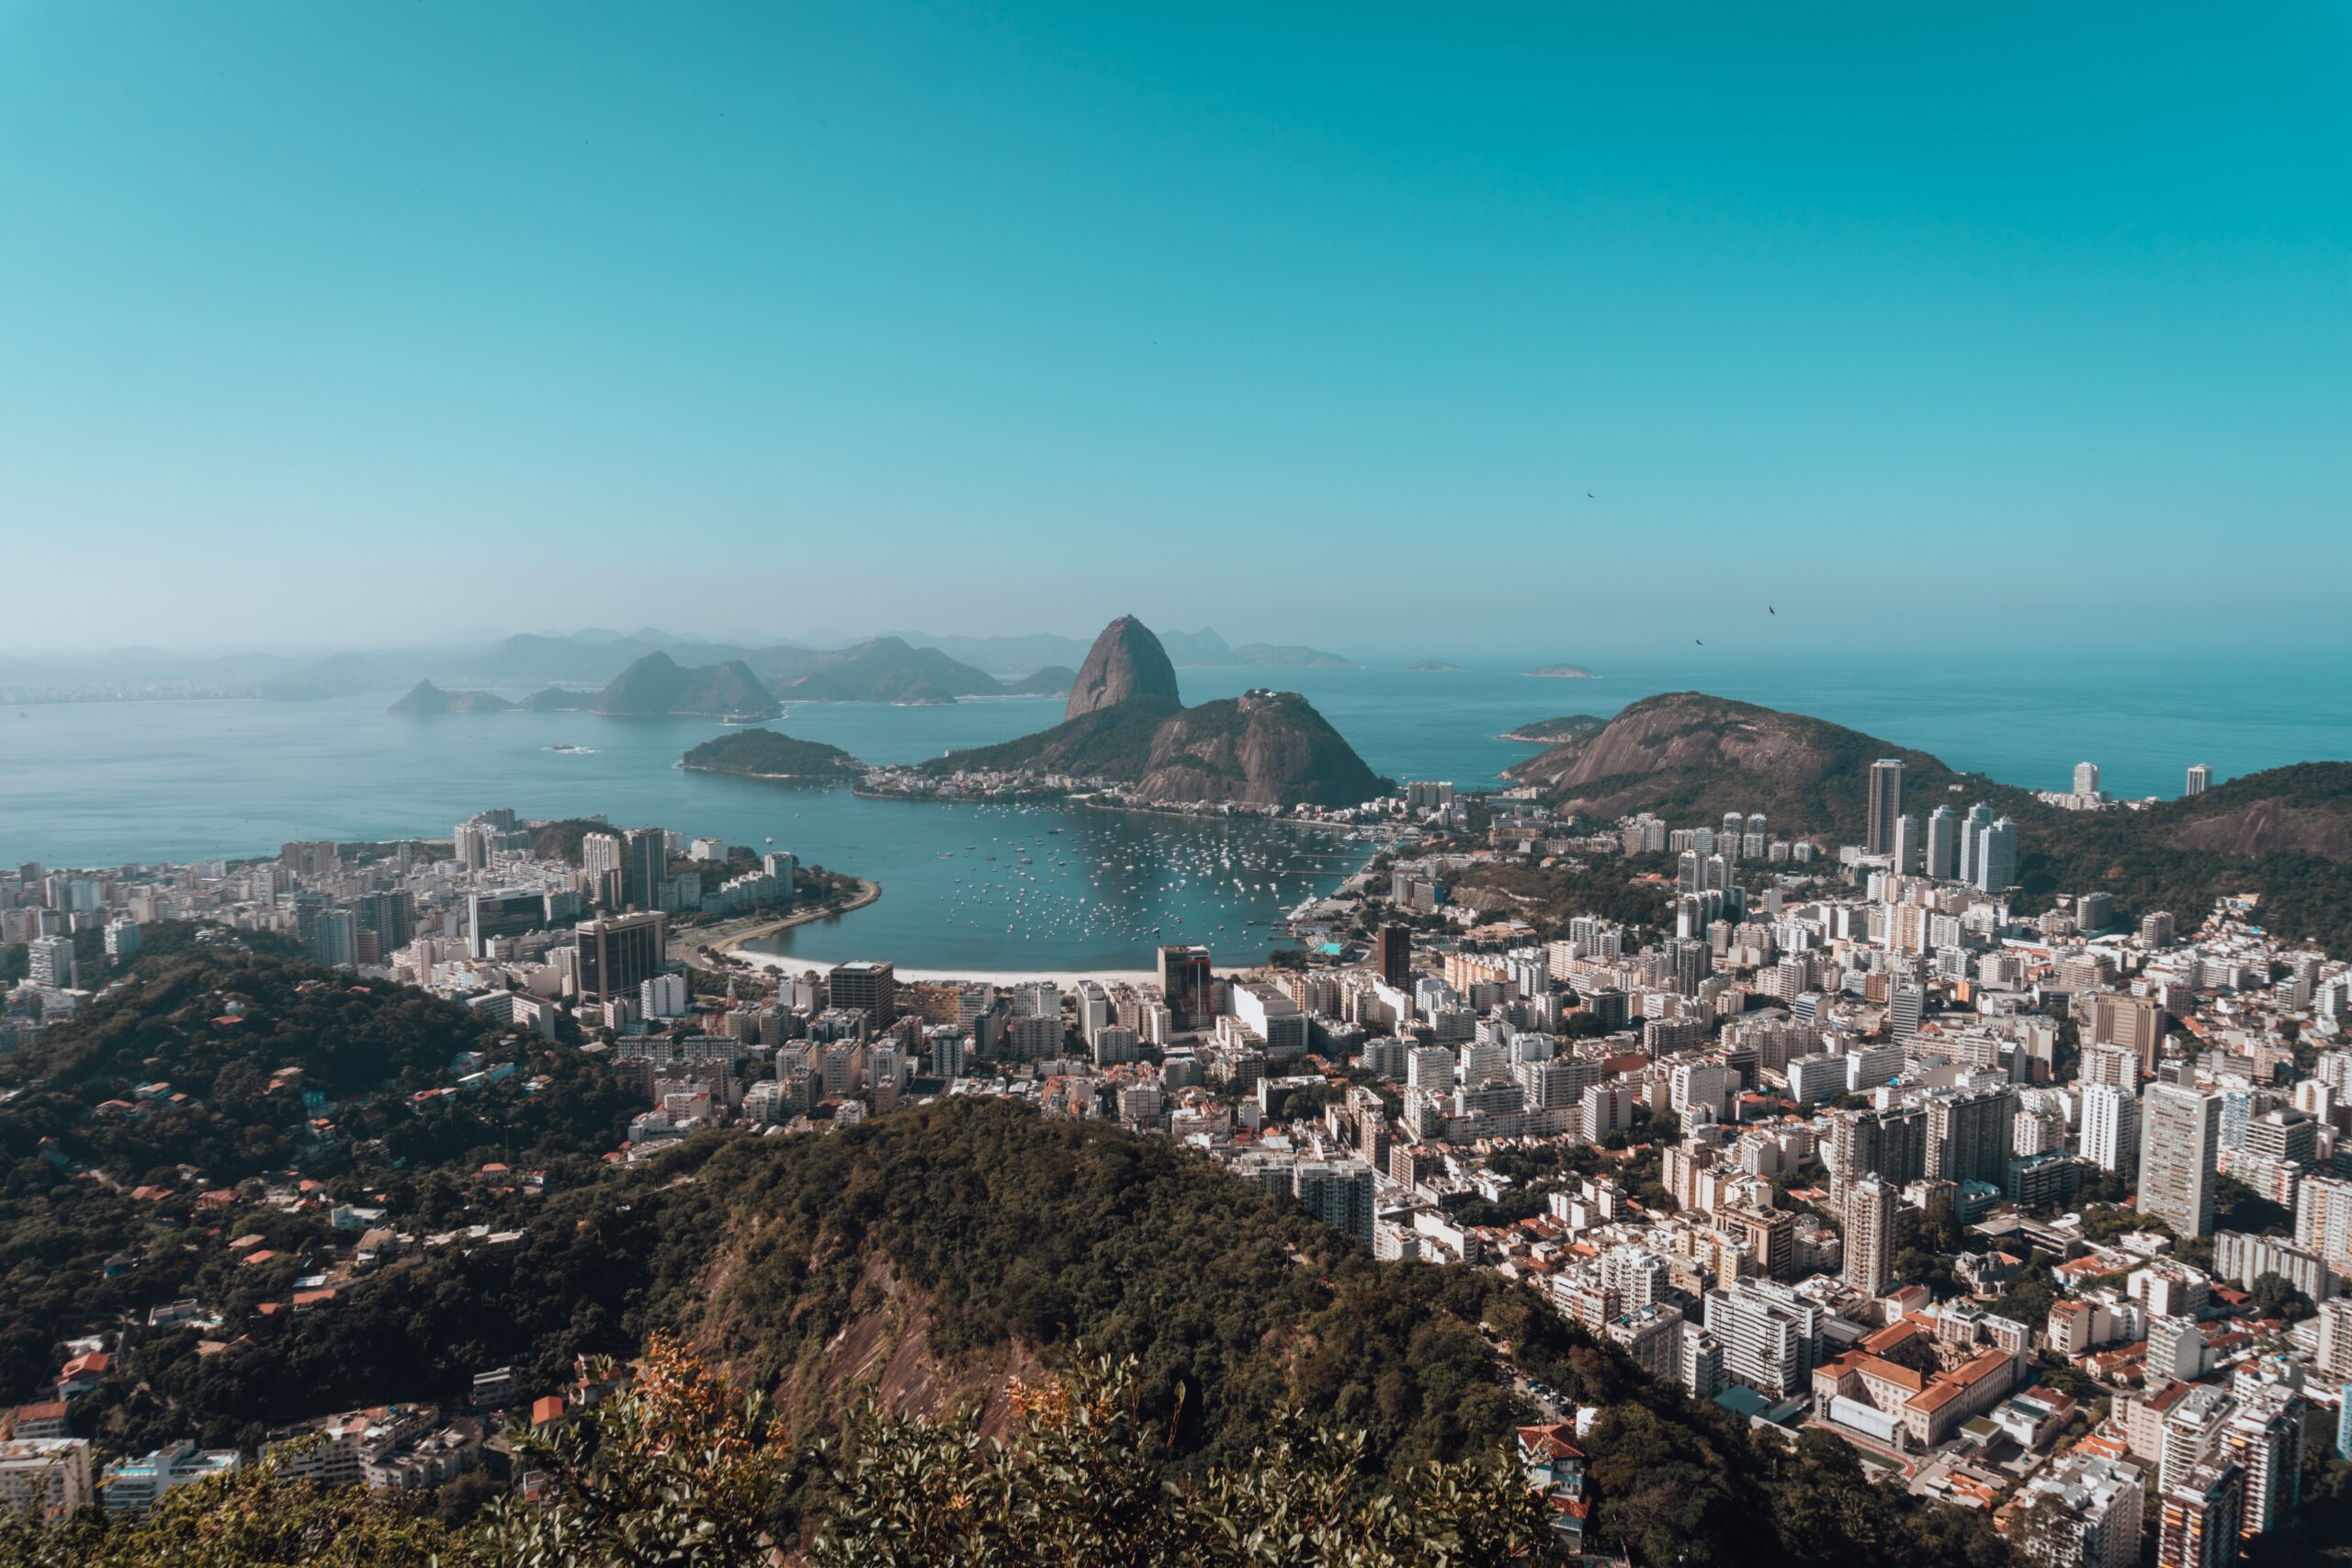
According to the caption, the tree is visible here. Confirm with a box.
[2249,1270,2314,1324]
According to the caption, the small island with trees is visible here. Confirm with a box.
[1402,660,1464,672]
[679,728,864,781]
[1522,662,1599,679]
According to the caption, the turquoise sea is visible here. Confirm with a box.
[5,649,2346,970]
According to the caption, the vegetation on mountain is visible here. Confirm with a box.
[1499,713,1606,743]
[518,685,591,711]
[591,653,780,719]
[679,728,862,779]
[1505,690,2352,955]
[1005,663,1078,695]
[384,681,514,715]
[526,817,620,864]
[773,636,1001,703]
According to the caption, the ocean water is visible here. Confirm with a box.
[5,649,2346,969]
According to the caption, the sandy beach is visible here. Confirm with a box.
[731,950,1159,989]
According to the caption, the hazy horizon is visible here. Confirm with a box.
[5,3,2348,651]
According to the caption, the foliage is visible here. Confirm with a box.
[678,728,861,778]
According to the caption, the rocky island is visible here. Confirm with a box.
[868,616,1386,809]
[586,651,781,719]
[386,680,515,715]
[679,728,863,780]
[1523,661,1598,679]
[1402,660,1464,672]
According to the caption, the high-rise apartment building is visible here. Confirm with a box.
[1866,759,1905,856]
[1840,1176,1900,1297]
[2142,1083,2222,1238]
[1374,924,1412,988]
[624,828,669,911]
[1927,1086,2017,1187]
[582,831,627,907]
[1925,805,1959,880]
[2081,1082,2141,1177]
[2220,1387,2304,1540]
[1958,803,1995,884]
[1891,813,1921,874]
[2186,764,2211,796]
[2074,761,2102,797]
[1972,817,2018,893]
[2297,1175,2352,1263]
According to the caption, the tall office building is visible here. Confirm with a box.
[2142,1083,2222,1237]
[830,961,899,1029]
[467,891,548,958]
[2186,764,2211,796]
[452,821,492,872]
[624,828,669,912]
[2092,993,2169,1077]
[1972,817,2018,893]
[2074,761,2102,797]
[1159,944,1215,1028]
[1866,759,1905,856]
[575,911,666,1003]
[1374,924,1412,988]
[1840,1176,1900,1296]
[2081,1083,2141,1177]
[1925,806,1959,880]
[1891,813,1922,874]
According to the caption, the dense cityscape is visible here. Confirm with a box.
[5,737,2349,1564]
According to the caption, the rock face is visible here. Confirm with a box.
[922,686,1384,808]
[1066,617,1182,721]
[1503,691,1961,841]
[592,652,781,719]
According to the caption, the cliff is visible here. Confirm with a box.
[1066,616,1182,720]
[922,688,1384,808]
[592,652,781,719]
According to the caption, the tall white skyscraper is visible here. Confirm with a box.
[2081,1082,2140,1177]
[1971,818,2018,893]
[1957,803,1995,883]
[1925,805,1959,881]
[1866,759,1904,856]
[2185,763,2211,796]
[2141,1083,2222,1237]
[1891,813,1921,874]
[2074,761,2102,797]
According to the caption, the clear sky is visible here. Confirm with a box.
[2,2,2346,656]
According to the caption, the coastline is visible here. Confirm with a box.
[730,951,1159,989]
[684,876,882,964]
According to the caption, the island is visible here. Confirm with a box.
[386,680,516,715]
[1402,660,1464,672]
[1005,664,1079,696]
[592,651,781,719]
[865,616,1387,810]
[679,727,863,780]
[1499,713,1605,744]
[1523,662,1599,679]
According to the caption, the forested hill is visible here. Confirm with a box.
[27,1092,2008,1565]
[1507,691,2352,957]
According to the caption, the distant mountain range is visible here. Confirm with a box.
[3,624,1354,704]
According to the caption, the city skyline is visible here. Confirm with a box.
[4,3,2349,649]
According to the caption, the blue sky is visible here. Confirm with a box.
[2,2,2346,655]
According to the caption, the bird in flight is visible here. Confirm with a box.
[1695,638,1704,646]
[1769,605,1776,615]
[1587,492,1594,499]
